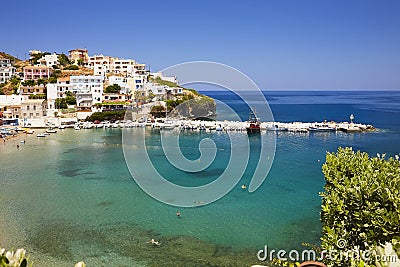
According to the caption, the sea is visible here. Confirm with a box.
[0,90,399,267]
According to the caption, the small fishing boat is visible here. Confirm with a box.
[26,130,35,134]
[46,128,57,133]
[74,125,81,130]
[246,111,261,134]
[37,134,46,137]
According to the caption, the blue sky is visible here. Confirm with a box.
[1,0,399,90]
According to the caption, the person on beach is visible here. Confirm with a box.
[17,144,19,149]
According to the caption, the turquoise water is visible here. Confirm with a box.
[1,91,399,266]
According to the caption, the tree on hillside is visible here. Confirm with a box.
[36,78,47,86]
[104,84,121,93]
[21,80,35,87]
[65,91,76,105]
[58,53,71,66]
[55,98,67,109]
[30,52,50,65]
[64,65,79,70]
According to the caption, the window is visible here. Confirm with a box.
[36,113,39,117]
[33,106,36,110]
[27,106,30,110]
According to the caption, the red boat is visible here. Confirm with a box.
[246,111,261,134]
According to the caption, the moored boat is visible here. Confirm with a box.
[246,111,261,134]
[46,128,57,133]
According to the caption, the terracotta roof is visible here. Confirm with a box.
[57,76,70,82]
[23,66,51,70]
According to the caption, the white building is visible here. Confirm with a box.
[151,72,178,84]
[87,54,148,76]
[144,82,168,100]
[108,76,128,93]
[46,83,58,115]
[127,75,146,92]
[37,53,59,67]
[69,75,104,110]
[54,77,73,98]
[0,57,16,83]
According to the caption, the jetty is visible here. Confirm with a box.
[53,118,374,133]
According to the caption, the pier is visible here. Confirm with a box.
[51,119,375,133]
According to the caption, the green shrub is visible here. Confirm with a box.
[104,84,121,93]
[86,110,126,122]
[320,147,400,266]
[64,65,79,70]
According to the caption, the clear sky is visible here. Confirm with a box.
[1,0,399,90]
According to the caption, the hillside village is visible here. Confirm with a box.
[0,49,211,127]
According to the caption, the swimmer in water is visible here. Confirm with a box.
[148,239,161,246]
[241,184,247,190]
[176,211,181,218]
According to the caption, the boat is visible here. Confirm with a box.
[74,125,81,130]
[162,120,176,130]
[37,134,46,137]
[59,125,66,129]
[46,128,57,133]
[309,122,336,132]
[26,130,35,134]
[43,132,50,136]
[246,111,261,134]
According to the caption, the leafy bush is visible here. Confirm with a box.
[21,80,35,87]
[0,246,86,267]
[64,65,79,70]
[320,147,400,266]
[28,94,46,99]
[58,53,71,66]
[55,98,68,109]
[150,105,166,118]
[104,84,121,93]
[86,110,126,122]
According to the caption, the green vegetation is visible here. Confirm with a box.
[0,52,21,63]
[76,59,84,66]
[104,84,121,93]
[29,52,50,65]
[101,101,130,106]
[184,88,201,96]
[55,98,68,109]
[320,147,400,266]
[47,69,61,83]
[28,94,46,99]
[36,78,47,86]
[150,105,166,118]
[86,110,126,122]
[65,91,76,105]
[58,53,71,66]
[64,65,79,70]
[0,75,20,95]
[21,80,35,86]
[151,76,180,88]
